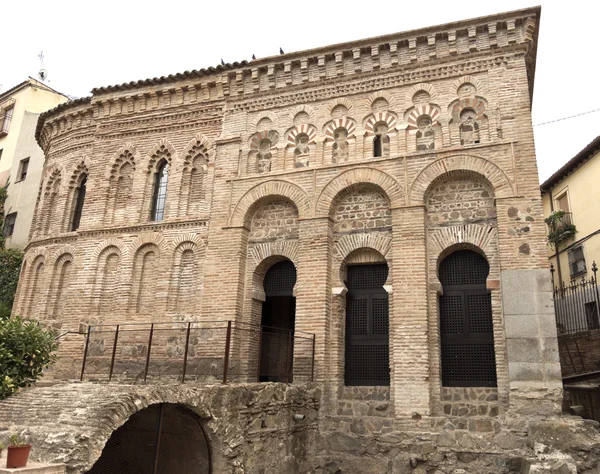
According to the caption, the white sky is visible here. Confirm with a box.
[1,0,598,183]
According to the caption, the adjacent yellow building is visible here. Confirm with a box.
[0,78,69,249]
[541,135,600,285]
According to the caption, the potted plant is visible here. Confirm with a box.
[6,434,31,469]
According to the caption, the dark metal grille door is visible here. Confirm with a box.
[264,261,297,296]
[345,264,390,386]
[86,404,211,474]
[439,250,497,387]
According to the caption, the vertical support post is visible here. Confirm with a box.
[222,321,232,384]
[109,325,120,381]
[593,263,600,328]
[152,403,164,474]
[311,333,316,382]
[574,340,587,372]
[80,325,91,381]
[286,329,293,384]
[257,327,263,382]
[144,324,154,382]
[564,341,576,373]
[182,322,192,383]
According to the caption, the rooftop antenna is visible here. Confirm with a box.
[38,51,48,82]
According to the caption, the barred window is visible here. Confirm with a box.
[150,160,169,221]
[0,105,14,136]
[568,246,586,277]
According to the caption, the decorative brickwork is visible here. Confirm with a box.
[7,7,590,473]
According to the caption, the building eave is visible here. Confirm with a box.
[540,135,600,193]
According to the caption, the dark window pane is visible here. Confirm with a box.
[151,161,169,221]
[71,176,87,231]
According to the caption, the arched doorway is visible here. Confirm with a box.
[260,260,297,382]
[344,263,390,386]
[439,250,497,387]
[87,403,211,474]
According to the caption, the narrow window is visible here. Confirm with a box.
[459,108,480,145]
[3,212,16,237]
[71,175,87,231]
[151,160,169,221]
[373,122,389,158]
[18,158,30,181]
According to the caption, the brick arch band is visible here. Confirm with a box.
[410,155,514,205]
[230,180,311,227]
[316,168,403,216]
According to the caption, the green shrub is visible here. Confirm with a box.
[0,249,23,319]
[0,317,58,399]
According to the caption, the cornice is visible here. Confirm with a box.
[35,8,539,147]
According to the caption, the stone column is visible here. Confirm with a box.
[295,217,332,383]
[390,206,430,416]
[496,197,562,417]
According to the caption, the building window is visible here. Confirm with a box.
[585,301,600,330]
[459,108,480,145]
[0,106,14,136]
[3,212,16,237]
[0,149,3,162]
[556,192,570,213]
[373,122,390,158]
[568,246,586,277]
[150,160,169,221]
[70,175,87,231]
[18,158,30,181]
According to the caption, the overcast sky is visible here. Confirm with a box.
[1,0,598,182]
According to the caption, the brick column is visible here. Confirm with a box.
[390,206,430,416]
[295,217,332,382]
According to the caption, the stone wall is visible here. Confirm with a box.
[0,382,320,474]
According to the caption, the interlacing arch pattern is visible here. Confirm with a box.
[286,124,317,147]
[406,105,441,133]
[63,159,89,232]
[363,112,397,136]
[323,118,356,141]
[38,168,62,236]
[181,136,211,215]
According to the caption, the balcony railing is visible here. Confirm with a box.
[74,320,315,384]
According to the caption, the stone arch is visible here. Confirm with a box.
[37,167,64,236]
[429,227,497,275]
[249,254,297,302]
[128,233,170,256]
[145,138,177,172]
[91,239,126,262]
[250,111,278,132]
[367,90,395,110]
[409,155,514,205]
[286,124,317,147]
[168,240,204,314]
[50,245,77,265]
[448,97,488,121]
[106,145,139,180]
[327,98,354,116]
[46,252,74,319]
[363,111,397,135]
[25,254,46,317]
[82,394,220,474]
[91,244,123,318]
[405,104,442,132]
[249,130,279,150]
[230,180,311,227]
[335,233,392,262]
[405,83,439,104]
[106,146,138,224]
[129,242,161,314]
[316,168,403,216]
[452,75,484,96]
[323,117,357,140]
[87,403,212,474]
[249,240,299,271]
[288,104,316,125]
[63,157,90,232]
[181,135,211,215]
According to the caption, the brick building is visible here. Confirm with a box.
[3,6,598,473]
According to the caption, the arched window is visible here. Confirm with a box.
[439,250,497,387]
[70,175,87,231]
[332,127,349,163]
[294,133,310,168]
[257,139,272,173]
[373,122,390,158]
[459,108,480,145]
[150,160,169,221]
[416,115,435,151]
